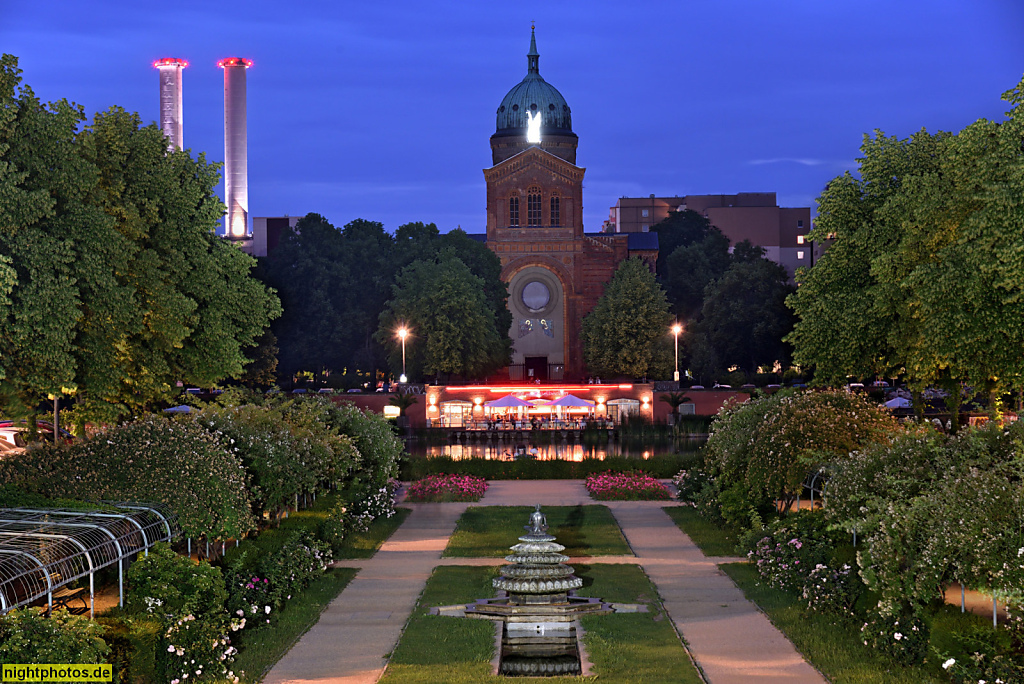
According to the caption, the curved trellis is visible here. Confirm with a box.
[0,503,178,617]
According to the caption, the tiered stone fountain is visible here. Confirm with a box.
[462,506,613,676]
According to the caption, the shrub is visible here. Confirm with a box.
[223,570,274,631]
[585,470,670,501]
[348,479,399,529]
[160,614,239,684]
[405,474,487,503]
[703,390,899,524]
[743,512,851,601]
[860,604,929,665]
[801,562,859,616]
[125,543,227,622]
[260,530,333,605]
[0,607,109,664]
[0,415,256,540]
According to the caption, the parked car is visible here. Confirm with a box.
[0,420,73,455]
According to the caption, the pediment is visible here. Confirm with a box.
[484,146,585,183]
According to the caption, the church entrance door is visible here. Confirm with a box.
[524,356,548,383]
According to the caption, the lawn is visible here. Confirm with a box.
[721,563,953,684]
[443,505,631,557]
[662,506,741,557]
[336,507,412,559]
[225,567,358,684]
[379,564,703,684]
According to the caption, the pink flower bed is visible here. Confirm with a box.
[405,473,488,502]
[585,470,671,501]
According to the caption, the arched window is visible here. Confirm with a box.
[527,186,542,226]
[508,196,519,226]
[550,194,560,226]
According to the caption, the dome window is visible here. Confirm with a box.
[499,105,505,112]
[530,103,537,111]
[548,104,555,110]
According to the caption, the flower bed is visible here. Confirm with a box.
[404,474,488,502]
[585,471,670,501]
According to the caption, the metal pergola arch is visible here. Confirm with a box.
[0,503,178,617]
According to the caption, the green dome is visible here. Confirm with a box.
[495,30,573,138]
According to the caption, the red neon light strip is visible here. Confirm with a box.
[442,385,632,393]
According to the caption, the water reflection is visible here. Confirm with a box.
[407,442,659,461]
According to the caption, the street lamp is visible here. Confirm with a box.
[397,327,409,383]
[671,323,683,383]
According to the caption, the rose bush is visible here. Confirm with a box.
[585,470,670,500]
[405,474,487,502]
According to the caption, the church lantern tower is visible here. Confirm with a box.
[485,29,633,382]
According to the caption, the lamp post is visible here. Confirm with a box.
[671,323,683,383]
[397,327,409,383]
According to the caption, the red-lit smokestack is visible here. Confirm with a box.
[154,58,187,151]
[218,57,252,239]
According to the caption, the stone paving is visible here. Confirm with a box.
[264,480,826,684]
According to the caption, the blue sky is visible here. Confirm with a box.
[2,0,1022,234]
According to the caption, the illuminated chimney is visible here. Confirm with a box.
[154,58,187,151]
[218,57,252,239]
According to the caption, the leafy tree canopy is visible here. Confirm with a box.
[581,257,673,379]
[376,253,510,381]
[788,76,1024,416]
[0,54,280,421]
[693,250,795,375]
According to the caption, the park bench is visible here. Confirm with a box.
[48,586,88,615]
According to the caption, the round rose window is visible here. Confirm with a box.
[522,281,550,311]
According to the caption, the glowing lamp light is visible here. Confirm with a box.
[474,397,483,406]
[217,57,253,68]
[428,395,437,405]
[596,397,605,405]
[154,57,188,68]
[396,326,409,384]
[642,396,650,406]
[526,111,541,143]
[383,405,400,418]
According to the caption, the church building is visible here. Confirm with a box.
[477,30,657,382]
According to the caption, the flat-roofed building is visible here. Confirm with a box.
[606,193,818,279]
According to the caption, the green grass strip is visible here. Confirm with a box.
[720,563,949,684]
[228,567,358,683]
[336,507,412,559]
[662,506,742,557]
[443,505,631,558]
[380,564,702,684]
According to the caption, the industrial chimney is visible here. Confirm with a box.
[154,58,187,151]
[218,57,252,240]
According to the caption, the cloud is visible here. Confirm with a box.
[747,158,826,167]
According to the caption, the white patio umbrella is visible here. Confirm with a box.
[484,394,534,408]
[545,394,595,408]
[885,397,912,409]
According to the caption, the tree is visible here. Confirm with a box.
[694,248,795,375]
[0,56,280,421]
[262,213,353,378]
[788,77,1024,428]
[581,257,673,378]
[658,391,690,416]
[0,54,104,416]
[376,254,509,381]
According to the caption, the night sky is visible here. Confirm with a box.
[2,1,1022,235]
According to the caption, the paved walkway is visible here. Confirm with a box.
[264,481,825,684]
[264,502,469,684]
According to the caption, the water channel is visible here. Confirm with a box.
[406,437,705,462]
